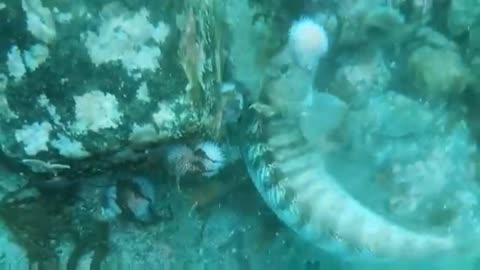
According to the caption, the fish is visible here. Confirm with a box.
[236,102,458,260]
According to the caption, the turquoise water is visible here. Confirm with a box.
[0,0,480,269]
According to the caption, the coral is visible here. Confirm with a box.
[7,46,26,81]
[72,90,123,134]
[21,0,56,43]
[152,102,176,131]
[15,121,53,156]
[50,134,90,159]
[6,44,49,82]
[135,82,150,103]
[194,141,226,177]
[288,17,329,71]
[83,4,170,76]
[37,94,61,125]
[23,44,49,72]
[128,123,158,144]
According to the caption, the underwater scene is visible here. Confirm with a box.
[2,0,480,269]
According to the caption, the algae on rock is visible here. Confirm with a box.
[407,46,469,100]
[0,0,223,177]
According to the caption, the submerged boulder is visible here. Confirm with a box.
[407,46,469,100]
[0,0,224,176]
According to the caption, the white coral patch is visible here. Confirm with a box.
[22,0,57,43]
[37,94,61,125]
[129,123,158,144]
[7,44,49,81]
[52,7,73,24]
[73,90,123,133]
[23,44,49,71]
[152,102,175,129]
[15,121,52,156]
[7,46,26,81]
[51,134,90,159]
[136,82,150,103]
[83,6,170,76]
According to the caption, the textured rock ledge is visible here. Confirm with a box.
[0,0,224,177]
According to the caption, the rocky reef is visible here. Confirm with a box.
[0,0,480,269]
